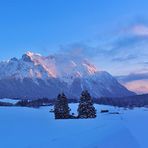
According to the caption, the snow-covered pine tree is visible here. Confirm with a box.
[54,93,70,119]
[77,90,96,118]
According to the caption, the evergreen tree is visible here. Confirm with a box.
[54,93,70,119]
[77,90,96,118]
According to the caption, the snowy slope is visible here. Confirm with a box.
[0,104,147,148]
[0,52,135,99]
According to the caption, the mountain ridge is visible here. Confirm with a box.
[0,51,135,99]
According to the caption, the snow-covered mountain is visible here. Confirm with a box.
[0,51,135,99]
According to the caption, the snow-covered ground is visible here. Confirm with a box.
[0,104,147,148]
[0,98,19,104]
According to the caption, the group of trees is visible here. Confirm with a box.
[54,90,96,119]
[95,94,148,108]
[16,98,54,108]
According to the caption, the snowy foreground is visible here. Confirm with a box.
[0,104,148,148]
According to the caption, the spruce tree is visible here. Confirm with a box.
[54,93,70,119]
[77,90,96,118]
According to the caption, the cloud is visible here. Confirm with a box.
[124,24,148,36]
[103,22,148,68]
[55,19,148,93]
[123,79,148,94]
[112,55,137,62]
[58,42,107,62]
[59,43,94,58]
[117,73,148,83]
[117,72,148,94]
[57,20,148,76]
[143,61,148,65]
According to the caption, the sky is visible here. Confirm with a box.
[1,0,148,76]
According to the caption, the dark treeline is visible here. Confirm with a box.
[0,94,148,108]
[95,94,148,108]
[15,94,148,108]
[15,98,54,108]
[15,98,78,108]
[0,101,13,106]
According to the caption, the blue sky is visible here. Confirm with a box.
[0,0,148,75]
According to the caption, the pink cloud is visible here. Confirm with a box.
[122,24,148,36]
[131,24,148,36]
[123,79,148,94]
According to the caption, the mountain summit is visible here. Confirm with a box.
[0,52,135,99]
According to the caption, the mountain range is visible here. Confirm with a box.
[0,51,135,99]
